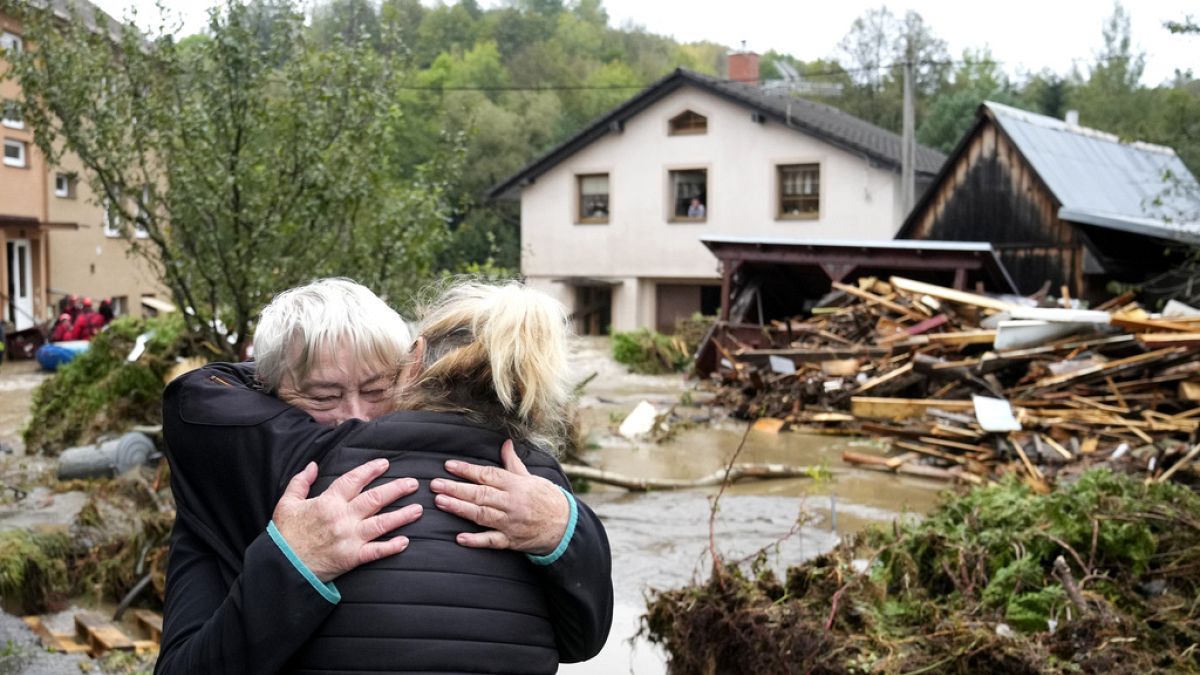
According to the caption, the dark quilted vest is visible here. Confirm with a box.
[285,412,559,674]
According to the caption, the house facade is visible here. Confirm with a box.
[1,5,163,339]
[492,65,945,334]
[898,101,1200,300]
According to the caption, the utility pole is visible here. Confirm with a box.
[901,59,915,216]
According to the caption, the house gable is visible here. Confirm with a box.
[900,115,1081,294]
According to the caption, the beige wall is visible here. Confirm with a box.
[1,9,163,330]
[46,150,164,319]
[519,85,907,332]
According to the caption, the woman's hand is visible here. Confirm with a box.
[273,459,423,582]
[430,441,569,555]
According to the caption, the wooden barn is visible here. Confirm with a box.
[897,102,1200,301]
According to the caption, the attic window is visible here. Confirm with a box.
[669,110,707,136]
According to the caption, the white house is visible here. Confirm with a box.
[490,62,946,334]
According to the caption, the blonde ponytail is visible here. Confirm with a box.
[396,281,573,453]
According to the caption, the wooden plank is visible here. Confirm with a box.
[894,440,969,465]
[1068,395,1130,414]
[850,397,974,421]
[751,417,785,434]
[853,363,914,396]
[1137,333,1200,347]
[889,276,1017,312]
[1025,347,1185,392]
[831,281,925,321]
[1154,443,1200,484]
[75,612,135,655]
[21,616,91,654]
[918,436,993,454]
[1111,313,1199,333]
[926,330,996,346]
[1179,381,1200,401]
[1039,434,1074,460]
[132,609,163,643]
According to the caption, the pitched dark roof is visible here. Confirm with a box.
[488,68,947,199]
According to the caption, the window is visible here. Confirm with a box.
[577,174,609,223]
[778,164,820,219]
[134,185,150,237]
[111,296,128,317]
[2,139,25,168]
[1,100,21,130]
[669,110,707,135]
[54,173,75,198]
[0,32,21,54]
[670,169,707,221]
[103,199,122,237]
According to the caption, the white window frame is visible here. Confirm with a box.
[54,173,72,198]
[2,139,26,168]
[1,100,21,130]
[134,185,150,238]
[0,32,21,54]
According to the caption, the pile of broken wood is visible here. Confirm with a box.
[708,276,1200,488]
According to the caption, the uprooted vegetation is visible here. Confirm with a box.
[612,315,714,375]
[0,471,172,615]
[23,315,192,455]
[642,469,1200,674]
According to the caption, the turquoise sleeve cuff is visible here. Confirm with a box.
[267,520,341,604]
[527,486,578,567]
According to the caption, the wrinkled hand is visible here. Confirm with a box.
[430,440,568,555]
[273,458,422,582]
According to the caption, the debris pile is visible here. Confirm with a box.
[703,277,1200,486]
[642,469,1200,674]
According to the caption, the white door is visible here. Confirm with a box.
[6,239,33,331]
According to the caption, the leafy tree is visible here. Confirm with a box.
[3,0,457,358]
[1069,2,1149,135]
[309,0,381,49]
[918,48,1015,152]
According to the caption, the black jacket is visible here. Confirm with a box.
[156,362,613,674]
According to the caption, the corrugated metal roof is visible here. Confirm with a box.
[985,101,1200,243]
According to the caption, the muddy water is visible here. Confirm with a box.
[561,338,945,674]
[0,360,47,454]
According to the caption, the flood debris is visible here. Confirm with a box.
[642,469,1200,674]
[699,275,1200,486]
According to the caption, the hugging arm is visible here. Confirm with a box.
[154,515,339,674]
[432,442,615,661]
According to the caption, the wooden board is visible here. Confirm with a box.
[889,276,1017,312]
[75,612,135,655]
[751,417,785,434]
[1111,314,1199,333]
[850,397,974,420]
[22,616,90,654]
[926,330,997,346]
[132,609,163,643]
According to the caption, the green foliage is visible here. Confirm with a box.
[2,0,459,359]
[611,329,691,374]
[0,529,72,613]
[646,470,1200,672]
[23,316,189,455]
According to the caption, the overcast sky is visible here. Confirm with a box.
[89,0,1199,86]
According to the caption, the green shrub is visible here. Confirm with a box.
[23,315,191,455]
[611,329,692,374]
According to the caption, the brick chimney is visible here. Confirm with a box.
[728,51,760,84]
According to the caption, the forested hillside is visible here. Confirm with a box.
[296,1,1197,272]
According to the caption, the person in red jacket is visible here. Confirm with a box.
[50,313,74,342]
[68,297,106,341]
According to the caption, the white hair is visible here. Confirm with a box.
[397,281,573,453]
[253,278,414,392]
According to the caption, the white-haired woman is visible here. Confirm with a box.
[158,279,612,674]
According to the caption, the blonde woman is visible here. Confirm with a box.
[159,279,612,674]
